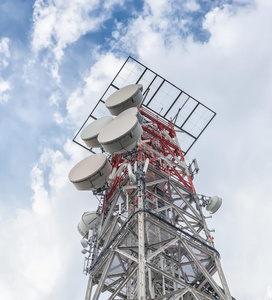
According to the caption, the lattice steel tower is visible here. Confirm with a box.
[69,57,233,300]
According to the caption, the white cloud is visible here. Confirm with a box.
[184,0,200,11]
[0,80,11,103]
[0,38,11,103]
[32,0,124,61]
[0,140,93,300]
[31,0,125,83]
[144,0,171,16]
[49,91,61,107]
[31,165,51,216]
[53,111,65,124]
[66,53,123,126]
[0,80,11,93]
[0,37,10,69]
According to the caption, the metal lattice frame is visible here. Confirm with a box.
[73,56,216,156]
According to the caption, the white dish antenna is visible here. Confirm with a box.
[98,115,143,153]
[80,116,114,148]
[116,107,143,124]
[105,84,143,116]
[68,153,112,190]
[77,211,99,237]
[81,248,88,254]
[206,196,222,214]
[80,238,88,248]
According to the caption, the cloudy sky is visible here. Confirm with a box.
[0,0,272,299]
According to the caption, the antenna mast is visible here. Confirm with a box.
[69,57,234,300]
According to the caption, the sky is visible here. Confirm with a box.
[0,0,272,299]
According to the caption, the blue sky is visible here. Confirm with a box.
[1,0,272,299]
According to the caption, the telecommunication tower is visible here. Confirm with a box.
[69,57,234,300]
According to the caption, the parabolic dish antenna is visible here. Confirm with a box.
[105,84,143,116]
[78,211,99,237]
[68,153,112,190]
[80,116,114,148]
[98,115,143,153]
[206,196,222,214]
[116,107,143,124]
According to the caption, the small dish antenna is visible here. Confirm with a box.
[116,107,143,124]
[105,84,143,116]
[68,153,112,190]
[98,115,143,153]
[206,196,222,214]
[77,211,99,237]
[81,248,88,254]
[80,116,114,148]
[80,239,88,248]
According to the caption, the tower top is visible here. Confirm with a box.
[73,56,216,155]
